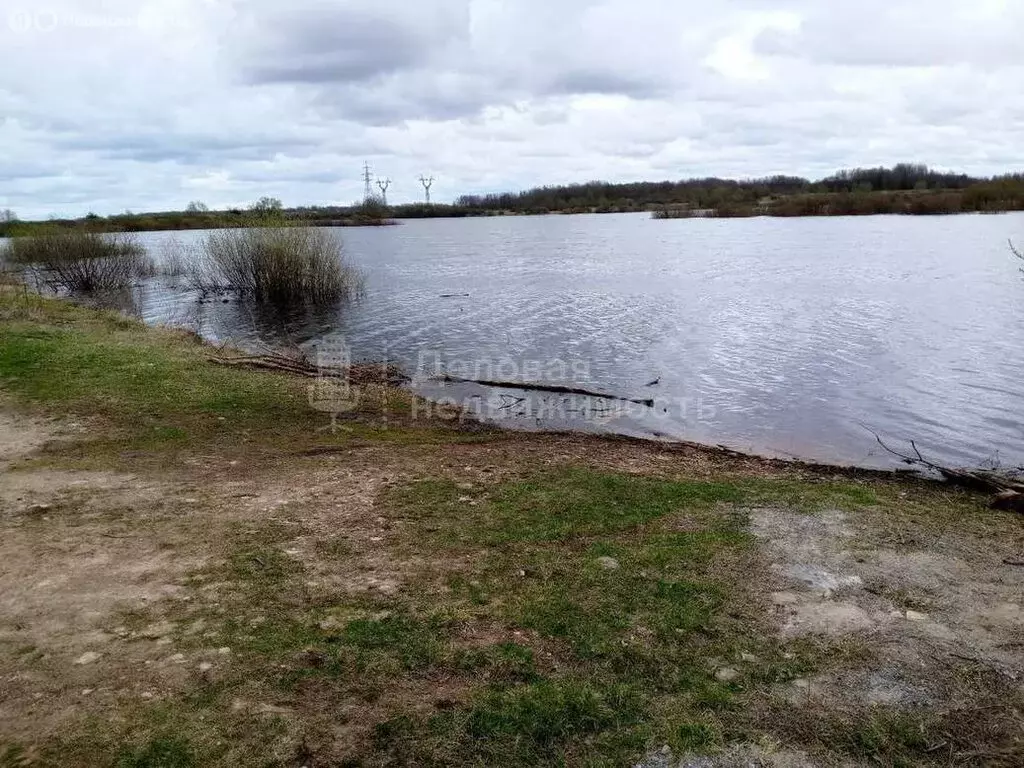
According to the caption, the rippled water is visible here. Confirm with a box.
[132,213,1024,469]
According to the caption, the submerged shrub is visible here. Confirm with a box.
[2,231,151,292]
[193,225,355,306]
[155,236,194,278]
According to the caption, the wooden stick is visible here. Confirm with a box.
[433,374,654,408]
[870,430,1022,495]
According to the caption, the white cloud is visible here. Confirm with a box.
[0,0,1022,217]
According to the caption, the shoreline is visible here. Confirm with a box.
[4,204,1024,237]
[10,286,994,482]
[2,287,1022,765]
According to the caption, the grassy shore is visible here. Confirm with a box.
[0,289,1022,767]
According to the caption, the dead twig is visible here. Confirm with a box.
[869,429,1023,495]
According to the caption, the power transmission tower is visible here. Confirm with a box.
[376,178,391,206]
[362,162,373,201]
[419,175,435,204]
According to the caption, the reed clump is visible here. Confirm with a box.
[2,231,151,291]
[192,225,356,306]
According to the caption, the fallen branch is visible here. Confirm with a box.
[209,354,320,377]
[498,394,527,411]
[869,430,1024,509]
[209,354,407,385]
[433,374,654,408]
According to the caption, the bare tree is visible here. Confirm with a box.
[185,200,209,214]
[250,197,283,216]
[1012,240,1023,273]
[0,209,16,223]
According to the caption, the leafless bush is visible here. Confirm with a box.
[2,231,152,292]
[156,236,195,278]
[191,226,356,306]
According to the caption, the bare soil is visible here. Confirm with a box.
[1,403,1022,766]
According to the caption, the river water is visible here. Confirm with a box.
[131,212,1024,470]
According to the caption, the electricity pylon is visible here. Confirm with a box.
[362,162,373,201]
[419,175,435,204]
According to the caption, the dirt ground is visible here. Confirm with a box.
[1,404,1022,766]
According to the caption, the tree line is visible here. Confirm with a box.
[3,165,1024,236]
[454,165,1024,216]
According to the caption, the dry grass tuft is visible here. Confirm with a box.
[191,225,357,306]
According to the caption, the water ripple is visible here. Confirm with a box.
[132,213,1024,469]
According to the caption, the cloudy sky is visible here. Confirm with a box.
[1,0,1022,218]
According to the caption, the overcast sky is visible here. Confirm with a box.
[2,0,1022,218]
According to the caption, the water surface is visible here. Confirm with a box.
[134,213,1024,469]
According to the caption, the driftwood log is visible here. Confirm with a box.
[433,374,655,408]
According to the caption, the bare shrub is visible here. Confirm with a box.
[2,231,152,292]
[156,236,194,278]
[192,226,356,306]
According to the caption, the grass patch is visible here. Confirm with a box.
[368,468,775,763]
[0,297,308,438]
[743,477,879,509]
[464,679,644,752]
[373,678,648,766]
[0,289,467,462]
[115,735,195,768]
[392,467,745,546]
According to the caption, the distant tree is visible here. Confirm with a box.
[85,212,101,220]
[250,197,283,215]
[185,200,209,214]
[352,196,390,223]
[0,209,16,223]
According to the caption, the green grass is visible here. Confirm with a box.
[392,468,745,546]
[0,290,471,463]
[116,736,195,768]
[0,295,308,439]
[363,468,774,763]
[743,477,879,509]
[464,679,644,752]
